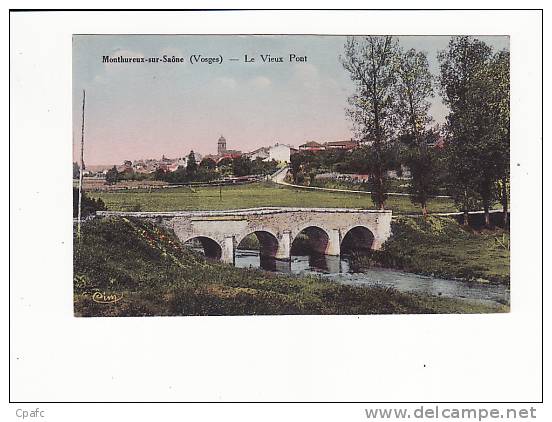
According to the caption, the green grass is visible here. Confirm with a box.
[89,181,458,214]
[73,217,506,316]
[351,216,510,284]
[309,177,410,193]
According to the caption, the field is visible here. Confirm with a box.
[76,178,169,191]
[88,181,459,214]
[73,217,506,316]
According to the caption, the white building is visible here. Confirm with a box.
[177,152,203,168]
[246,147,270,161]
[268,143,292,163]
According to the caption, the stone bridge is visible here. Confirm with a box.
[97,207,392,264]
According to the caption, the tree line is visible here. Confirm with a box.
[320,35,508,226]
[101,151,280,185]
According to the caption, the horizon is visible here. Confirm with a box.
[73,35,509,166]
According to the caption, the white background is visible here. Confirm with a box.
[6,5,545,419]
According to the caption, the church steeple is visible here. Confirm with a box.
[217,135,227,155]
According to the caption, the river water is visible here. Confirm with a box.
[234,249,510,307]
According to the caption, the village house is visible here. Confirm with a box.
[298,141,326,151]
[268,143,293,163]
[324,139,359,151]
[245,147,270,161]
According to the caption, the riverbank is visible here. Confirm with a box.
[350,216,510,284]
[73,217,506,316]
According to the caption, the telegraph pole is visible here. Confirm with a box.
[77,90,86,242]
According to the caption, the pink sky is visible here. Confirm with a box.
[73,35,509,165]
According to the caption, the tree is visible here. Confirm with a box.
[200,158,216,170]
[105,166,119,185]
[169,166,188,183]
[341,36,400,209]
[348,144,398,203]
[487,50,510,226]
[289,152,304,183]
[232,156,252,177]
[153,168,167,181]
[438,36,500,227]
[402,132,443,216]
[250,158,278,176]
[394,47,438,216]
[73,187,106,217]
[395,48,434,137]
[186,151,198,177]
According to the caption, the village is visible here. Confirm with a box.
[80,135,366,177]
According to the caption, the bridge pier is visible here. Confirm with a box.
[221,236,235,265]
[275,230,291,261]
[325,228,341,256]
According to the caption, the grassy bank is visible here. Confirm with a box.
[73,217,505,316]
[88,181,458,214]
[351,216,510,284]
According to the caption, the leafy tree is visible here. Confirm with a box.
[200,158,217,170]
[438,36,502,227]
[194,167,218,183]
[487,50,510,226]
[349,144,398,205]
[341,36,400,209]
[186,151,198,177]
[250,158,278,176]
[289,152,304,183]
[168,166,188,183]
[232,156,252,177]
[395,48,434,137]
[153,168,167,181]
[402,133,443,216]
[105,166,120,185]
[216,157,233,177]
[394,47,438,216]
[289,151,319,183]
[73,187,106,217]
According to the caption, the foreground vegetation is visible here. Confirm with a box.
[73,217,505,316]
[88,181,459,214]
[350,216,510,284]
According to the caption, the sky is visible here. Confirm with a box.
[73,35,509,165]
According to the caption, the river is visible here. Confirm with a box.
[234,249,510,307]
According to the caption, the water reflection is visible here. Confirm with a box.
[234,249,510,306]
[235,250,345,274]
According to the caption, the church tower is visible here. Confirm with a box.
[217,135,227,155]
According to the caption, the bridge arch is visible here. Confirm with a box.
[183,235,222,260]
[340,225,375,254]
[236,230,280,258]
[291,225,332,256]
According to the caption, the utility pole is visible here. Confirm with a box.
[77,90,86,242]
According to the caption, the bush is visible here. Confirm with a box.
[73,187,106,217]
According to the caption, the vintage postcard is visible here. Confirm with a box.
[72,34,510,317]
